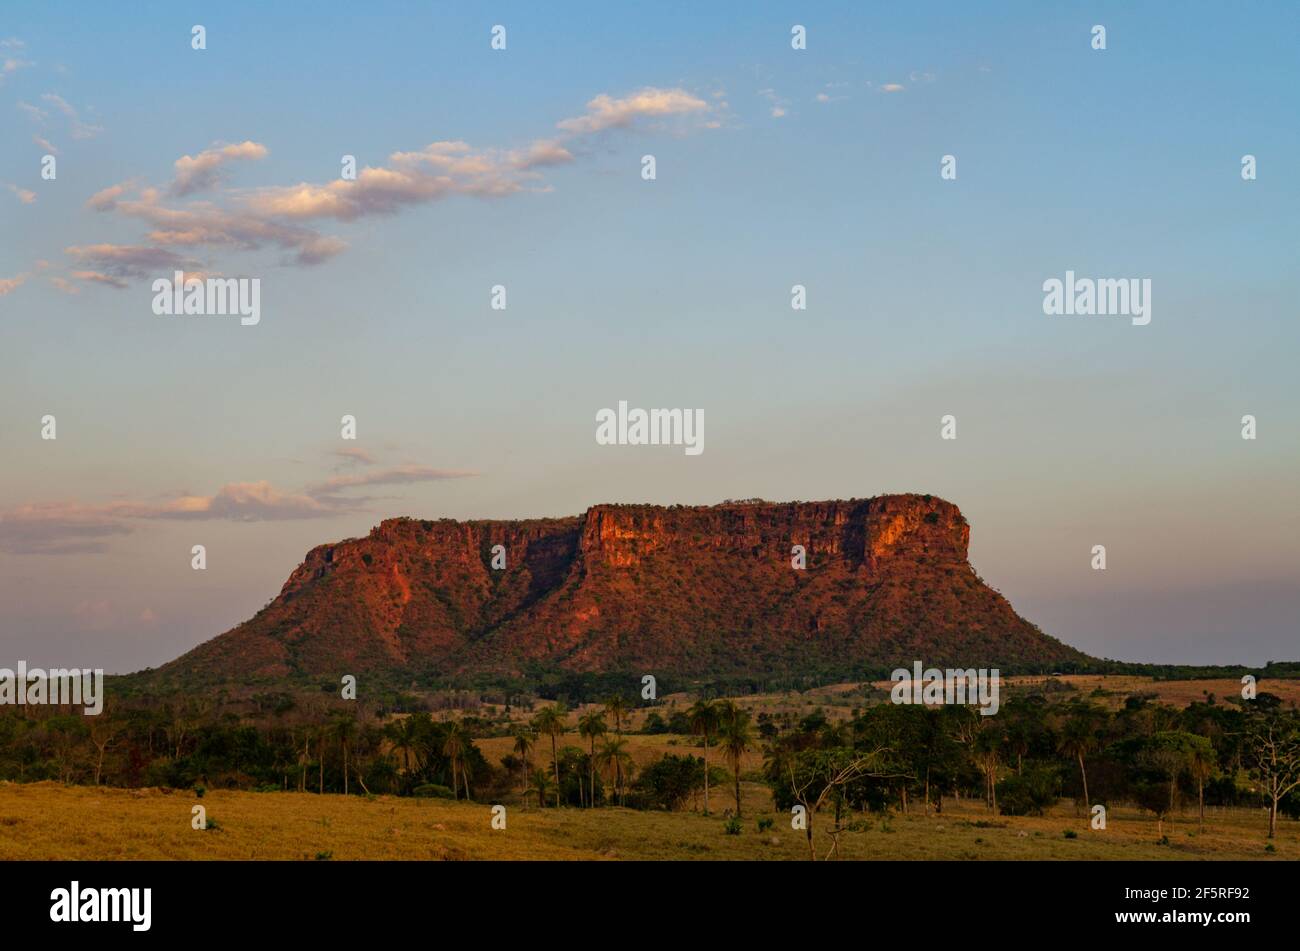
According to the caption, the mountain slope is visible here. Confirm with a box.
[148,494,1091,685]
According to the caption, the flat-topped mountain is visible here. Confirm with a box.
[149,494,1091,685]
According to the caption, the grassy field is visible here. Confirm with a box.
[0,780,1293,861]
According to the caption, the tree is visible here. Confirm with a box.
[442,722,471,800]
[577,711,607,807]
[972,723,1003,813]
[1242,706,1300,839]
[385,716,421,793]
[531,704,567,807]
[528,768,552,808]
[1185,734,1216,833]
[595,736,634,806]
[1125,731,1200,838]
[715,700,755,817]
[330,713,357,796]
[88,717,120,787]
[512,731,535,805]
[781,747,892,860]
[1056,707,1100,815]
[686,699,719,814]
[604,695,628,738]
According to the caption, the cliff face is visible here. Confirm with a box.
[157,495,1088,682]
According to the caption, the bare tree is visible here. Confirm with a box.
[785,747,894,861]
[1242,708,1300,839]
[88,716,120,786]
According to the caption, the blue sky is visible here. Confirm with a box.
[1,2,1298,671]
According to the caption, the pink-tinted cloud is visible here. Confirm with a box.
[171,140,268,196]
[40,93,102,138]
[65,243,197,280]
[69,270,128,289]
[309,465,478,496]
[71,86,712,273]
[555,87,709,134]
[0,273,28,296]
[0,467,479,554]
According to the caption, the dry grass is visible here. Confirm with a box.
[0,781,1292,861]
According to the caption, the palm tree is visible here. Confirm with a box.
[512,731,535,805]
[687,699,719,814]
[531,704,567,807]
[578,711,608,807]
[315,721,330,794]
[528,768,552,808]
[1057,712,1098,815]
[331,714,357,796]
[384,717,421,794]
[604,695,628,737]
[715,700,754,817]
[1187,735,1216,833]
[442,722,471,800]
[595,736,634,806]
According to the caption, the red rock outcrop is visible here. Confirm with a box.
[154,494,1088,683]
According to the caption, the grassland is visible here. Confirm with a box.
[0,779,1293,861]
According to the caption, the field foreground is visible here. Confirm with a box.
[0,782,1293,861]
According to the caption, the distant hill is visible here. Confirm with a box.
[136,494,1093,689]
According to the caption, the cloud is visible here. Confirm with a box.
[152,482,340,521]
[0,467,479,554]
[89,186,347,266]
[69,270,128,289]
[880,83,906,93]
[17,101,46,123]
[49,276,80,295]
[332,447,376,466]
[0,274,28,296]
[758,88,789,119]
[2,57,33,81]
[171,140,268,196]
[33,134,58,154]
[555,87,709,134]
[41,93,102,138]
[243,137,577,223]
[6,183,36,204]
[0,504,133,555]
[65,243,197,280]
[85,182,128,210]
[0,38,25,50]
[72,86,713,273]
[309,465,478,497]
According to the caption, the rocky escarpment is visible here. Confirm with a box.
[151,494,1089,683]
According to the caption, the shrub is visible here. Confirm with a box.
[996,765,1059,816]
[412,783,455,799]
[723,817,742,835]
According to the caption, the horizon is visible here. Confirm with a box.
[3,2,1298,672]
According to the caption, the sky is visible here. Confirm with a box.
[1,1,1297,672]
